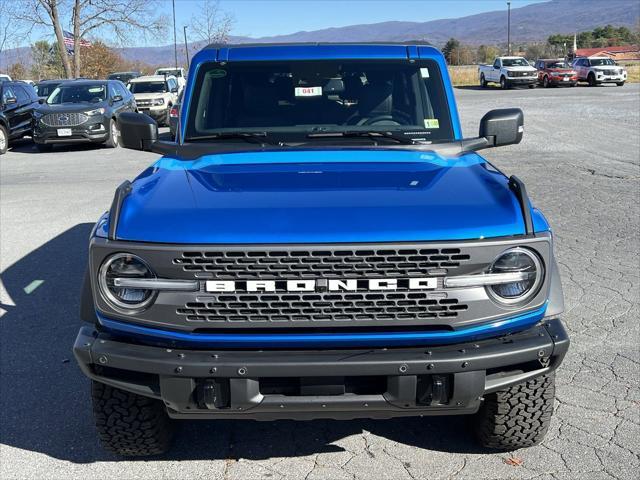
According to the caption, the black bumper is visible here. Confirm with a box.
[73,319,569,420]
[33,121,109,144]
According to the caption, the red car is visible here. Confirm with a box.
[534,59,578,87]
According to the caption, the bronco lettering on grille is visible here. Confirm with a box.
[205,278,437,293]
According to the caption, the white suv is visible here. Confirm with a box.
[128,75,179,126]
[572,57,627,87]
[155,67,186,93]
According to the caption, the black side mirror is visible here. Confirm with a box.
[494,65,500,69]
[479,108,524,147]
[38,98,45,104]
[119,112,158,151]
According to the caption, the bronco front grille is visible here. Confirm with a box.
[173,248,472,279]
[41,112,88,127]
[177,292,468,324]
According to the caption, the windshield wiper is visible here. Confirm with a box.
[188,132,287,146]
[306,130,419,144]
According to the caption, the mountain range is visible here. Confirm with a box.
[2,0,638,69]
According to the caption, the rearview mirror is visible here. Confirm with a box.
[479,108,524,147]
[119,112,158,151]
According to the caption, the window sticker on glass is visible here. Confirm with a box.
[424,119,440,129]
[420,68,430,78]
[295,86,322,97]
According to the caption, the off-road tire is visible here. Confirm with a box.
[91,381,174,456]
[0,124,8,154]
[473,373,555,450]
[480,73,487,88]
[35,143,53,153]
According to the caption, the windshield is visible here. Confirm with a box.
[157,69,182,78]
[186,60,454,143]
[36,83,61,98]
[47,84,106,104]
[502,58,530,67]
[590,58,616,66]
[130,81,167,94]
[547,61,569,69]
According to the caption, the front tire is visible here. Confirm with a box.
[500,76,509,89]
[0,124,7,155]
[588,73,598,87]
[543,76,549,88]
[473,373,555,450]
[92,381,174,456]
[104,118,120,148]
[616,81,625,87]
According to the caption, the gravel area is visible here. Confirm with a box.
[1,84,638,479]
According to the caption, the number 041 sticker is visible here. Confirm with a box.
[295,86,322,97]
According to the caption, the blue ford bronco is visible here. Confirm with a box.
[74,43,569,456]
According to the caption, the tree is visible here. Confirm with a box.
[16,0,165,78]
[0,0,20,68]
[190,0,234,45]
[477,45,500,64]
[8,63,27,80]
[442,38,461,65]
[80,41,123,79]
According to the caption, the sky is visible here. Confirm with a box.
[12,0,547,48]
[174,0,545,39]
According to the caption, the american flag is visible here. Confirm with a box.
[63,31,92,53]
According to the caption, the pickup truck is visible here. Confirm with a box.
[74,43,569,456]
[479,56,538,89]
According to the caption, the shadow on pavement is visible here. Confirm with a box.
[0,224,489,463]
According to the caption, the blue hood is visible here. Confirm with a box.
[113,149,531,244]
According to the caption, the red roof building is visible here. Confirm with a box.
[574,45,640,61]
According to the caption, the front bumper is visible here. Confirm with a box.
[137,106,167,121]
[74,318,569,420]
[33,117,109,144]
[506,76,537,85]
[595,73,626,83]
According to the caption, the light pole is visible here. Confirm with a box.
[183,26,190,69]
[507,1,511,56]
[172,0,178,69]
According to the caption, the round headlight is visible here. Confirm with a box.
[98,253,156,314]
[487,248,543,305]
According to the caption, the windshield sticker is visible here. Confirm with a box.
[424,119,440,129]
[295,86,322,97]
[420,68,430,78]
[209,69,227,79]
[88,87,104,93]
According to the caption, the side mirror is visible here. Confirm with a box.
[38,98,45,104]
[171,87,178,93]
[119,112,158,151]
[494,65,500,69]
[479,108,524,147]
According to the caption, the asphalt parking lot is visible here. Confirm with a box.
[1,84,639,480]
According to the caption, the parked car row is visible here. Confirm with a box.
[479,55,627,89]
[0,66,186,154]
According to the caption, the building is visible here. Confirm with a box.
[573,45,640,61]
